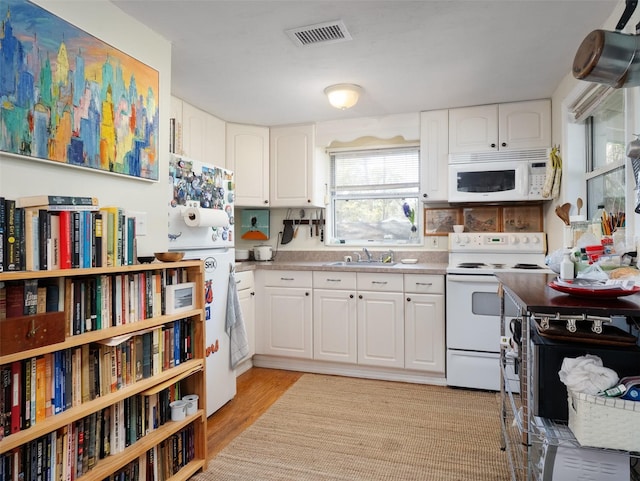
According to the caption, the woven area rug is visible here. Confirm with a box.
[192,374,510,481]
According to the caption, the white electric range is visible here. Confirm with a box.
[445,232,552,391]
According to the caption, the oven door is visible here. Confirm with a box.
[448,161,528,203]
[446,274,518,351]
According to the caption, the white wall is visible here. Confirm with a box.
[548,0,639,253]
[0,1,172,256]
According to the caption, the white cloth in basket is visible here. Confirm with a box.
[559,354,619,395]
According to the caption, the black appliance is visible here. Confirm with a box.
[531,328,640,422]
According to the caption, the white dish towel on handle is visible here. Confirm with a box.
[226,269,249,369]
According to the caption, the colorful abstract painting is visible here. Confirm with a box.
[0,0,160,180]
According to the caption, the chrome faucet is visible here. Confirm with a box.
[363,247,372,262]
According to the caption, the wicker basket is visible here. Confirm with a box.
[568,390,640,452]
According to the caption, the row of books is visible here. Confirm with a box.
[0,320,194,439]
[1,267,187,328]
[0,279,61,319]
[1,195,138,273]
[0,391,193,481]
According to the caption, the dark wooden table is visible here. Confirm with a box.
[495,272,640,317]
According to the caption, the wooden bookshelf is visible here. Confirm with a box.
[0,260,207,480]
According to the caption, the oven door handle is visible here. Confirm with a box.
[447,275,497,283]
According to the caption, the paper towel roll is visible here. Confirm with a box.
[182,207,229,228]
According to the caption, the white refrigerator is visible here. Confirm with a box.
[167,154,237,416]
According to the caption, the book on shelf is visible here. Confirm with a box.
[10,361,21,434]
[49,212,60,270]
[5,282,24,318]
[23,279,38,315]
[4,199,19,271]
[37,208,49,271]
[23,207,40,271]
[35,356,46,423]
[15,195,99,209]
[58,210,72,270]
[0,196,5,272]
[44,353,53,418]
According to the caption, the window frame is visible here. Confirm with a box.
[328,145,421,247]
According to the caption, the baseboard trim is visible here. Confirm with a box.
[252,355,447,385]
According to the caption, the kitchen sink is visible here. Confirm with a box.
[324,261,397,267]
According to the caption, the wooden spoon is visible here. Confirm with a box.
[577,197,583,216]
[555,203,571,225]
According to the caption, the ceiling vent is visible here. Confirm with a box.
[285,20,352,47]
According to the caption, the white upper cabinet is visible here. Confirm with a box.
[226,123,270,207]
[270,124,325,207]
[172,97,225,165]
[449,99,550,153]
[419,110,449,203]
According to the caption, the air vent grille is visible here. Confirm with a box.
[286,20,352,47]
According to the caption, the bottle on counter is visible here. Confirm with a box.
[560,249,575,280]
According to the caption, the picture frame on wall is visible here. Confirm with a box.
[424,208,462,235]
[463,207,501,232]
[0,0,160,181]
[165,282,196,315]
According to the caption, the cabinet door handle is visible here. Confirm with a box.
[358,294,363,299]
[264,200,269,204]
[406,297,411,302]
[490,143,496,148]
[305,292,310,296]
[501,142,507,147]
[349,294,354,299]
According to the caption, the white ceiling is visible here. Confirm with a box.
[111,0,620,127]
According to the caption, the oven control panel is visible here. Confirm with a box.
[449,232,546,253]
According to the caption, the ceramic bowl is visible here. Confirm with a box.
[154,251,185,262]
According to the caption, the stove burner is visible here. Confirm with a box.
[457,262,487,268]
[513,263,542,270]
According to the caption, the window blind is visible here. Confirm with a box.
[331,147,419,196]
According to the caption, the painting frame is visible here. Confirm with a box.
[0,0,160,181]
[424,208,462,236]
[463,207,501,233]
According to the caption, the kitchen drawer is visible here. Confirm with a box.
[261,270,312,288]
[357,273,403,292]
[404,274,444,294]
[235,270,255,291]
[313,271,357,290]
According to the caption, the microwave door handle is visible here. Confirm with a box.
[517,167,528,196]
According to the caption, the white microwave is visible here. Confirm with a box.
[447,149,548,203]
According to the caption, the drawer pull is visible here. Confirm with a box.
[280,277,295,281]
[371,281,388,285]
[326,278,342,282]
[416,282,433,286]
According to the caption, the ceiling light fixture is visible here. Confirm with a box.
[324,84,362,110]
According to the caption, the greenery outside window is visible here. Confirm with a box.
[329,147,420,245]
[585,89,625,220]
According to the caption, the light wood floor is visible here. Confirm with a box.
[205,367,303,461]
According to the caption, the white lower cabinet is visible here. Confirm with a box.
[356,273,404,369]
[256,269,446,378]
[258,270,313,359]
[313,272,357,363]
[404,274,445,373]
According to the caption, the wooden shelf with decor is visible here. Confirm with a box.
[0,260,207,481]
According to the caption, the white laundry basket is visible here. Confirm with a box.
[568,390,640,452]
